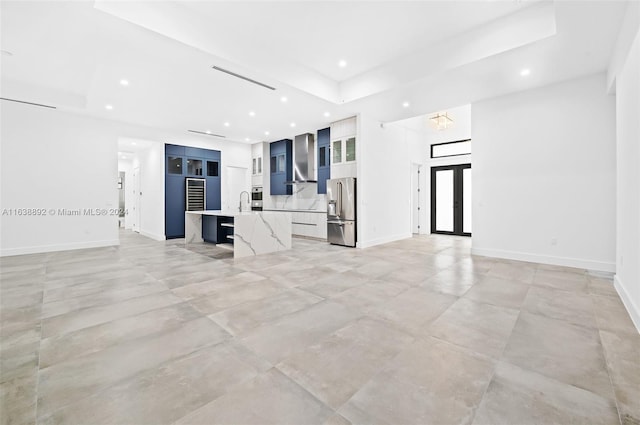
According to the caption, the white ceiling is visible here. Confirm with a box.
[180,1,537,82]
[0,1,629,144]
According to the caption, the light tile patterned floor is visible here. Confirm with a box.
[1,231,639,425]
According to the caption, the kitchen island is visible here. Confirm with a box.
[185,210,292,258]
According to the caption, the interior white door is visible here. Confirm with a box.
[224,166,249,212]
[133,166,141,233]
[411,163,421,234]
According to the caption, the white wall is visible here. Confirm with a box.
[471,73,616,272]
[1,102,119,256]
[613,17,640,330]
[358,114,415,248]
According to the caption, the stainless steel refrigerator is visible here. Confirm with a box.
[327,177,356,247]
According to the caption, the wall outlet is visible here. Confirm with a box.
[551,237,557,246]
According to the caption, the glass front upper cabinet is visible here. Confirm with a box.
[331,137,356,163]
[187,159,203,176]
[206,161,219,177]
[345,137,356,162]
[270,154,285,173]
[252,157,263,175]
[319,146,327,167]
[167,156,183,174]
[332,140,342,164]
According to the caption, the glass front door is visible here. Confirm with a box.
[431,164,471,236]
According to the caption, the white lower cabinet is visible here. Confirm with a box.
[291,212,327,240]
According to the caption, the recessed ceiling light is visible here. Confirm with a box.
[402,101,410,108]
[224,122,230,127]
[1,50,14,57]
[249,111,256,117]
[265,131,270,136]
[245,137,250,142]
[290,122,296,128]
[120,79,129,86]
[131,142,137,145]
[324,112,330,118]
[520,69,531,76]
[105,104,113,110]
[280,96,288,103]
[338,60,347,68]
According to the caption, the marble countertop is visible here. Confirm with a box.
[184,209,292,259]
[263,208,326,213]
[185,210,286,217]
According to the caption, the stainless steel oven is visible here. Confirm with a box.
[251,186,263,211]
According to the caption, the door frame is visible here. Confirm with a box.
[430,163,471,237]
[133,166,141,233]
[411,162,422,234]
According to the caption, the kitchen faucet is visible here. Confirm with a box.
[239,191,250,212]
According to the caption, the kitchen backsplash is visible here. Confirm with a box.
[264,183,327,211]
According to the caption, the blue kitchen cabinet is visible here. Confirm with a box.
[204,153,221,210]
[270,139,293,195]
[317,127,331,194]
[165,149,185,239]
[165,144,221,239]
[165,144,185,156]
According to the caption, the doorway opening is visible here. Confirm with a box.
[431,163,471,236]
[225,166,250,212]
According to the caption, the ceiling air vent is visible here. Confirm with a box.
[0,97,56,109]
[211,66,276,91]
[188,130,226,138]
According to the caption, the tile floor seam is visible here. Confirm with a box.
[596,329,625,425]
[425,333,498,364]
[520,292,599,331]
[40,289,184,335]
[33,296,44,425]
[502,307,621,406]
[497,356,623,416]
[40,284,172,317]
[326,333,420,415]
[38,311,224,370]
[271,315,417,413]
[38,300,208,367]
[468,288,529,425]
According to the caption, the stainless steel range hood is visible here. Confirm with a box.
[285,133,317,184]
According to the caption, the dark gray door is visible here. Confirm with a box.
[431,164,471,236]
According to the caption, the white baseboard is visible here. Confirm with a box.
[0,239,120,257]
[470,247,615,273]
[614,275,640,334]
[358,232,412,249]
[140,230,166,242]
